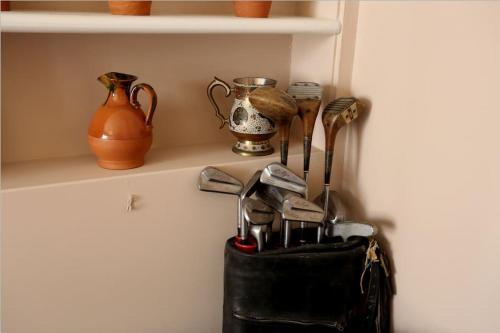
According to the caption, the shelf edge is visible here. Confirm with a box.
[0,12,341,35]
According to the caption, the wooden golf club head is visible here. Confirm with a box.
[249,87,298,165]
[198,166,243,195]
[322,97,360,151]
[287,82,323,185]
[287,82,322,139]
[322,97,361,185]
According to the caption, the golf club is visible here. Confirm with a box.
[256,184,323,248]
[282,196,323,248]
[287,82,322,187]
[321,97,360,236]
[328,221,378,241]
[287,82,323,242]
[260,162,306,196]
[259,162,306,245]
[238,170,263,242]
[198,166,256,253]
[243,197,274,252]
[313,190,348,226]
[249,87,298,165]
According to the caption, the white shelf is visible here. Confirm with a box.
[1,142,321,191]
[0,12,341,34]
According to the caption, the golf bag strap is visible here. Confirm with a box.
[361,239,393,333]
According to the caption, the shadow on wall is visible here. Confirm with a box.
[340,98,397,331]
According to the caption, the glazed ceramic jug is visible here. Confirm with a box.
[88,72,157,170]
[207,77,277,156]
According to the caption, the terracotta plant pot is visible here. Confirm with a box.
[1,1,10,11]
[108,1,152,16]
[88,72,157,170]
[233,1,272,18]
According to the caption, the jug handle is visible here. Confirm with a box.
[131,83,157,127]
[207,77,232,129]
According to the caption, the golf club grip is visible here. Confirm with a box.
[324,150,333,184]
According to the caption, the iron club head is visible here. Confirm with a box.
[243,197,274,226]
[254,184,293,213]
[198,166,243,195]
[282,196,324,224]
[260,162,306,197]
[241,170,262,200]
[198,166,251,247]
[236,170,264,241]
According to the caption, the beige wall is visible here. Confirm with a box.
[341,1,500,332]
[1,33,292,163]
[2,151,324,333]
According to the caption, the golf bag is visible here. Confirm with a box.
[223,235,393,333]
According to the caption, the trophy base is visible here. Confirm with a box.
[232,140,274,157]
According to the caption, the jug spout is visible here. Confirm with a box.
[98,72,138,92]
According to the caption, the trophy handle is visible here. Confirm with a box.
[207,77,232,129]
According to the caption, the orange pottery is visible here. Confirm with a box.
[88,72,157,170]
[1,1,10,11]
[233,1,272,18]
[108,1,152,15]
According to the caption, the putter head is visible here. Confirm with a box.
[198,166,242,195]
[313,190,348,223]
[260,162,306,196]
[249,87,298,122]
[243,197,274,226]
[282,196,324,224]
[287,82,323,101]
[327,221,378,241]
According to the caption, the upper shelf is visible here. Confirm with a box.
[0,12,341,34]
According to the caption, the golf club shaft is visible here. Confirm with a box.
[297,99,321,244]
[299,137,312,242]
[237,196,243,239]
[283,220,292,248]
[279,119,292,166]
[238,196,249,242]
